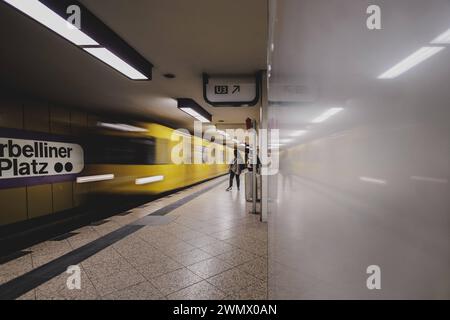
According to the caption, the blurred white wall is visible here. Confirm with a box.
[268,0,450,299]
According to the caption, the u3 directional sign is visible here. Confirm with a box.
[203,73,261,107]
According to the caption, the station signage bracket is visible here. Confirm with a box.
[203,72,261,107]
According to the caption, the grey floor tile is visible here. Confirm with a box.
[185,236,220,248]
[89,268,146,297]
[81,247,123,269]
[227,282,268,300]
[102,281,164,300]
[35,270,99,300]
[16,289,36,300]
[172,249,213,267]
[187,257,233,279]
[83,255,134,278]
[162,242,197,257]
[239,258,268,280]
[207,268,263,295]
[134,255,184,279]
[167,281,225,300]
[216,249,258,267]
[150,268,203,296]
[210,228,246,241]
[0,253,33,285]
[200,242,235,256]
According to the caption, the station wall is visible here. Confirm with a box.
[0,94,91,226]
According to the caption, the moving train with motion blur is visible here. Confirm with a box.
[77,121,233,196]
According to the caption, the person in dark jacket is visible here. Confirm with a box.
[226,149,243,191]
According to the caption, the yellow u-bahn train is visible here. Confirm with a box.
[79,122,231,196]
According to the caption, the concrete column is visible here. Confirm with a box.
[260,71,268,222]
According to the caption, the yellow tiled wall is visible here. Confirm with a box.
[0,188,27,225]
[53,182,74,213]
[0,95,89,226]
[27,184,53,219]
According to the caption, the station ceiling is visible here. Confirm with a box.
[0,0,268,130]
[270,0,450,140]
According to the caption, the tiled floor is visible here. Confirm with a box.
[0,177,268,300]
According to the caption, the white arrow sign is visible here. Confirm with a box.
[203,74,259,106]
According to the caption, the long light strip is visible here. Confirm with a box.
[84,48,148,80]
[312,108,343,123]
[97,122,147,132]
[378,47,445,79]
[180,107,210,123]
[76,174,114,183]
[135,175,164,185]
[3,0,98,46]
[359,176,387,185]
[431,28,450,44]
[290,130,307,137]
[410,176,448,184]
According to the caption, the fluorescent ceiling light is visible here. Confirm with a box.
[4,0,153,80]
[279,139,293,144]
[378,47,445,79]
[180,107,210,123]
[3,0,98,46]
[312,108,343,123]
[136,175,164,185]
[431,28,450,44]
[177,98,212,122]
[97,122,147,132]
[410,176,448,184]
[77,174,114,183]
[359,176,387,185]
[84,48,148,80]
[290,130,307,137]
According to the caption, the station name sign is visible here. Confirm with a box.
[0,131,84,188]
[203,73,260,107]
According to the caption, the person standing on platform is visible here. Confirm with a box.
[226,149,243,191]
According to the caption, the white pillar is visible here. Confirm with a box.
[260,71,269,222]
[251,119,258,215]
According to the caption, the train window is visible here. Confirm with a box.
[155,138,172,164]
[84,136,156,165]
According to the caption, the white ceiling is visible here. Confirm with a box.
[269,0,450,140]
[0,0,268,130]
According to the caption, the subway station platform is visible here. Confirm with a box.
[1,0,448,303]
[0,176,267,300]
